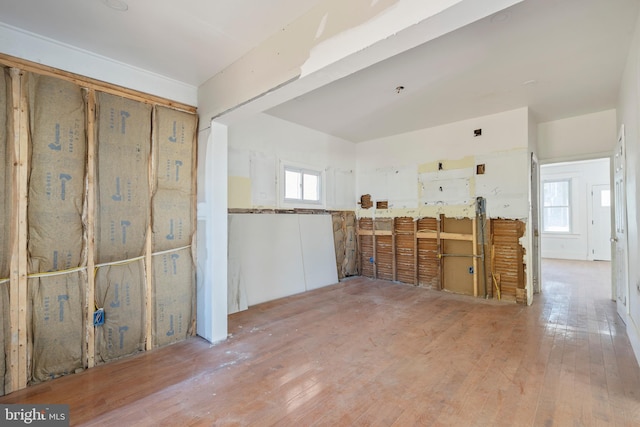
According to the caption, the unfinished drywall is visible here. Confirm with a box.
[357,215,525,300]
[356,108,530,220]
[227,213,338,312]
[492,219,526,303]
[228,113,356,210]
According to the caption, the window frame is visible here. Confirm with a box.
[542,178,572,233]
[280,162,325,208]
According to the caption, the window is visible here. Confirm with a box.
[542,179,571,232]
[283,166,322,204]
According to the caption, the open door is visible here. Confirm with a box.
[531,153,541,294]
[613,125,629,320]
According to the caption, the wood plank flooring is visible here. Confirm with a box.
[1,258,639,426]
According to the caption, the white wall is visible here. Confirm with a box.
[537,109,617,162]
[540,158,611,261]
[0,23,197,106]
[228,113,356,210]
[617,8,640,366]
[355,107,531,220]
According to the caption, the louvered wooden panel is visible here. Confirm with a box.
[417,217,439,289]
[395,217,415,284]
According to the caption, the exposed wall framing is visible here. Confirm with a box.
[0,56,197,394]
[357,216,525,301]
[331,211,358,279]
[491,219,526,303]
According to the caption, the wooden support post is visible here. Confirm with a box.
[437,215,443,290]
[145,107,157,351]
[357,219,362,275]
[392,220,397,282]
[9,68,28,391]
[372,219,377,280]
[413,220,418,286]
[472,217,478,297]
[85,89,97,368]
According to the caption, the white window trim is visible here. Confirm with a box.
[542,178,572,234]
[279,160,326,208]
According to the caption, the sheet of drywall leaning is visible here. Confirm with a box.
[0,68,11,394]
[0,68,198,391]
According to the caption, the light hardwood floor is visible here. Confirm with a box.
[1,259,639,426]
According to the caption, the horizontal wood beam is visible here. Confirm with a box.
[0,53,196,113]
[416,231,472,241]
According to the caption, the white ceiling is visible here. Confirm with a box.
[1,0,639,142]
[0,0,324,86]
[267,0,640,142]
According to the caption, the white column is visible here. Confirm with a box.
[197,120,228,343]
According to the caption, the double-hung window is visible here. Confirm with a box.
[283,166,322,205]
[542,179,571,233]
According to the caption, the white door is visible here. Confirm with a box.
[531,153,541,294]
[590,184,611,261]
[613,126,628,319]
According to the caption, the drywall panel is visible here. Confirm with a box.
[538,110,616,162]
[229,113,356,210]
[327,168,356,210]
[228,214,306,307]
[299,215,339,290]
[250,151,277,207]
[228,213,339,308]
[355,108,530,220]
[475,149,529,218]
[228,176,252,208]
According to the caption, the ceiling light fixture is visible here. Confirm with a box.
[490,12,510,23]
[101,0,129,11]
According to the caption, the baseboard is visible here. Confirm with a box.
[628,319,640,369]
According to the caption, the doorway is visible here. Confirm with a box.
[540,158,612,291]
